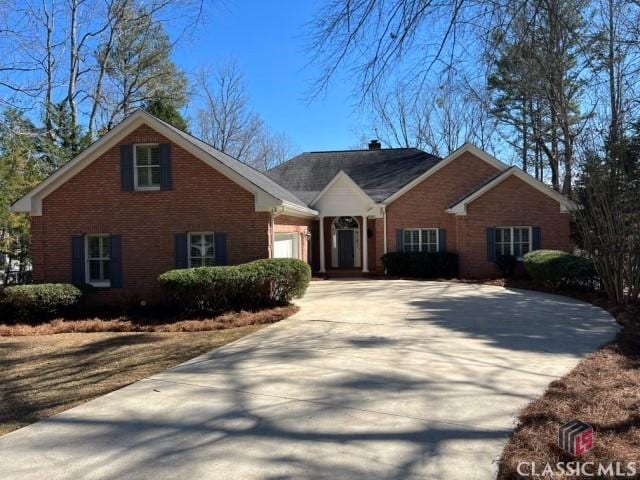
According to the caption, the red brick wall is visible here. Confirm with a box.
[383,152,571,277]
[456,175,571,277]
[382,152,500,271]
[31,125,271,304]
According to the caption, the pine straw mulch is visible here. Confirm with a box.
[0,305,298,336]
[494,292,640,479]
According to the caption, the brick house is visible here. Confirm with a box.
[12,110,575,304]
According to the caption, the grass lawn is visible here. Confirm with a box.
[0,325,269,436]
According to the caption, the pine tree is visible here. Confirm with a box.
[41,102,91,169]
[97,3,188,130]
[488,0,587,193]
[144,94,189,132]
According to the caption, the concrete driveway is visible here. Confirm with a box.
[0,280,616,479]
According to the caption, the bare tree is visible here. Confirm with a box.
[370,71,498,156]
[309,0,477,101]
[587,0,640,155]
[195,62,263,157]
[252,130,294,171]
[0,0,204,137]
[194,61,294,170]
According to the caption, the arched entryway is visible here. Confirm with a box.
[331,216,361,268]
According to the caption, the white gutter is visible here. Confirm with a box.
[280,201,319,218]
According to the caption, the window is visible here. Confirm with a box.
[134,144,160,190]
[334,216,359,229]
[86,235,111,287]
[495,227,531,259]
[189,232,215,267]
[404,229,439,253]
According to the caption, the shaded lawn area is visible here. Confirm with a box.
[498,332,640,479]
[0,326,264,436]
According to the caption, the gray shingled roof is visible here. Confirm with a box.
[148,111,309,208]
[265,148,441,204]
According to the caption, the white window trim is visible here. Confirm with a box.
[85,234,111,287]
[133,143,161,191]
[188,231,215,267]
[404,228,439,253]
[495,226,532,260]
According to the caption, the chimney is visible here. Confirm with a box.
[368,139,381,150]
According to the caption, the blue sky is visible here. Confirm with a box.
[172,1,368,154]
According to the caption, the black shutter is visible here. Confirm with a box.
[71,235,85,284]
[396,229,404,252]
[110,235,122,288]
[532,226,541,251]
[486,228,496,262]
[159,143,172,191]
[215,232,228,265]
[120,145,134,191]
[175,233,188,268]
[438,229,447,252]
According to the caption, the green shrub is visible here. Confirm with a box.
[239,258,311,306]
[1,283,83,323]
[523,250,598,289]
[381,252,459,278]
[495,254,519,277]
[158,258,311,314]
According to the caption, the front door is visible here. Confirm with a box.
[337,229,355,268]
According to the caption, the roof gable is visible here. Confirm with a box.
[383,143,509,204]
[309,170,376,216]
[12,110,315,217]
[310,170,373,206]
[447,167,576,214]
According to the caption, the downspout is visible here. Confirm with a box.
[270,206,285,258]
[383,205,387,255]
[383,205,388,275]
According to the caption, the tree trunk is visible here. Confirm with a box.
[67,0,79,149]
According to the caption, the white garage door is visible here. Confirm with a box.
[274,233,298,258]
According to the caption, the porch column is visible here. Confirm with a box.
[319,215,326,272]
[362,215,369,273]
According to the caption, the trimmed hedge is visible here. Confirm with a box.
[381,252,459,278]
[523,250,598,289]
[1,283,83,323]
[158,258,311,314]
